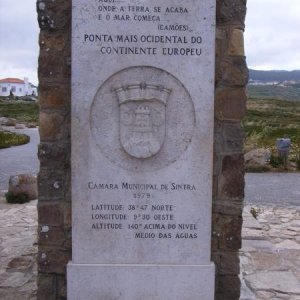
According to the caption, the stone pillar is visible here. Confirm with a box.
[213,0,248,299]
[37,0,71,298]
[36,0,248,299]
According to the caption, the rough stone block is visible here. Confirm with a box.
[39,85,70,109]
[228,29,245,56]
[39,32,68,52]
[39,225,66,247]
[38,247,70,274]
[38,202,63,226]
[219,154,245,199]
[216,275,241,300]
[216,0,247,25]
[38,142,70,168]
[37,0,71,31]
[38,169,66,201]
[215,87,246,121]
[37,274,57,300]
[39,111,70,142]
[38,53,69,82]
[212,213,242,250]
[219,251,240,275]
[221,56,249,86]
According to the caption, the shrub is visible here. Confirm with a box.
[5,192,30,204]
[269,154,284,168]
[0,131,30,149]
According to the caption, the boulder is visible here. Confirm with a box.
[15,123,25,129]
[245,148,271,168]
[8,174,37,200]
[0,117,17,126]
[27,123,37,128]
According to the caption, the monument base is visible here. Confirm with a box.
[67,263,215,300]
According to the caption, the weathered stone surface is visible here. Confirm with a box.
[212,199,244,216]
[0,117,17,126]
[39,225,66,247]
[219,251,240,275]
[38,169,65,201]
[27,123,37,128]
[214,122,245,154]
[219,154,245,199]
[8,174,37,200]
[245,271,300,294]
[240,205,300,299]
[245,148,271,168]
[37,274,56,300]
[38,202,63,226]
[38,247,70,274]
[38,142,70,168]
[221,56,249,86]
[15,123,25,129]
[0,197,37,299]
[216,0,247,25]
[215,87,247,121]
[39,32,67,52]
[228,29,245,56]
[39,111,70,141]
[216,275,240,300]
[212,214,242,250]
[37,0,71,31]
[275,240,300,250]
[38,85,70,109]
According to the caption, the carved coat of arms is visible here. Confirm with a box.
[114,83,171,158]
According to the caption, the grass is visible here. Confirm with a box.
[0,100,39,124]
[247,85,300,102]
[0,130,30,149]
[243,98,300,166]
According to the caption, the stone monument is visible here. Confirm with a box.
[68,0,216,298]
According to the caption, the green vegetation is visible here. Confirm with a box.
[0,100,39,124]
[5,192,30,204]
[0,131,30,149]
[243,98,300,169]
[247,85,300,102]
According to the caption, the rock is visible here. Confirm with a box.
[275,240,300,250]
[245,271,300,294]
[245,148,271,168]
[27,123,37,128]
[8,174,37,200]
[0,117,17,126]
[15,123,25,129]
[0,272,31,288]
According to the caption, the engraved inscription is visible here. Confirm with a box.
[114,83,171,158]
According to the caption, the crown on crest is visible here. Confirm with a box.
[113,82,171,106]
[135,105,150,115]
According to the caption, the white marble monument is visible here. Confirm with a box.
[68,0,216,298]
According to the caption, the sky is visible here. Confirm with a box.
[0,0,299,86]
[245,0,300,71]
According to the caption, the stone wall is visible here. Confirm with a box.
[213,0,248,299]
[36,0,248,299]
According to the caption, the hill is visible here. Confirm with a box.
[249,69,300,82]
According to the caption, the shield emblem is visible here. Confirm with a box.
[114,83,171,158]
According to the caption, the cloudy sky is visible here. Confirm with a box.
[245,0,300,71]
[0,0,300,85]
